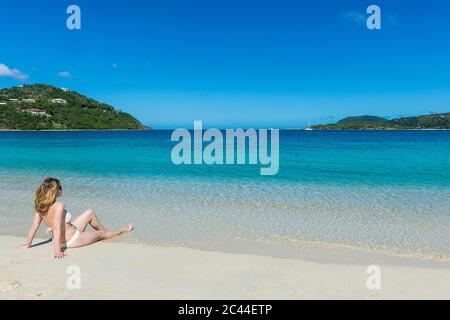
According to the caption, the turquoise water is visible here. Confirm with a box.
[0,130,449,258]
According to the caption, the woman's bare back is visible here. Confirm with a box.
[41,202,77,243]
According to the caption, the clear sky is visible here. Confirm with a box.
[1,0,449,128]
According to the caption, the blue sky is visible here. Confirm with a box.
[1,0,449,128]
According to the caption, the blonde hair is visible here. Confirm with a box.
[34,177,61,215]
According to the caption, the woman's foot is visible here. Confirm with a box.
[98,224,133,241]
[120,224,134,233]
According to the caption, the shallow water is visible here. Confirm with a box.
[0,130,449,259]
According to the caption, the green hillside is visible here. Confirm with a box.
[0,84,149,130]
[312,113,450,130]
[388,113,450,129]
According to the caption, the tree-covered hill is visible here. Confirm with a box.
[0,84,149,130]
[312,113,450,130]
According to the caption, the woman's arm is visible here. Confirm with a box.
[17,212,42,249]
[52,203,65,259]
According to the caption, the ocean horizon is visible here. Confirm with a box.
[1,130,449,259]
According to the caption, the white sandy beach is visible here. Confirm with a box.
[1,235,449,300]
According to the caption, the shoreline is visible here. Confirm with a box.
[0,128,151,132]
[1,128,449,132]
[1,235,450,299]
[286,128,450,131]
[123,234,450,267]
[0,127,450,132]
[5,229,450,267]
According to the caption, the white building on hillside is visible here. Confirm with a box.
[22,99,36,103]
[23,109,50,117]
[51,98,67,104]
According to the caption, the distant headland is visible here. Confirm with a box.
[308,113,450,130]
[0,84,149,130]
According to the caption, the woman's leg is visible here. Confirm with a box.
[72,209,107,232]
[70,224,134,249]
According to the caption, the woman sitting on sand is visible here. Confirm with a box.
[18,177,133,259]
